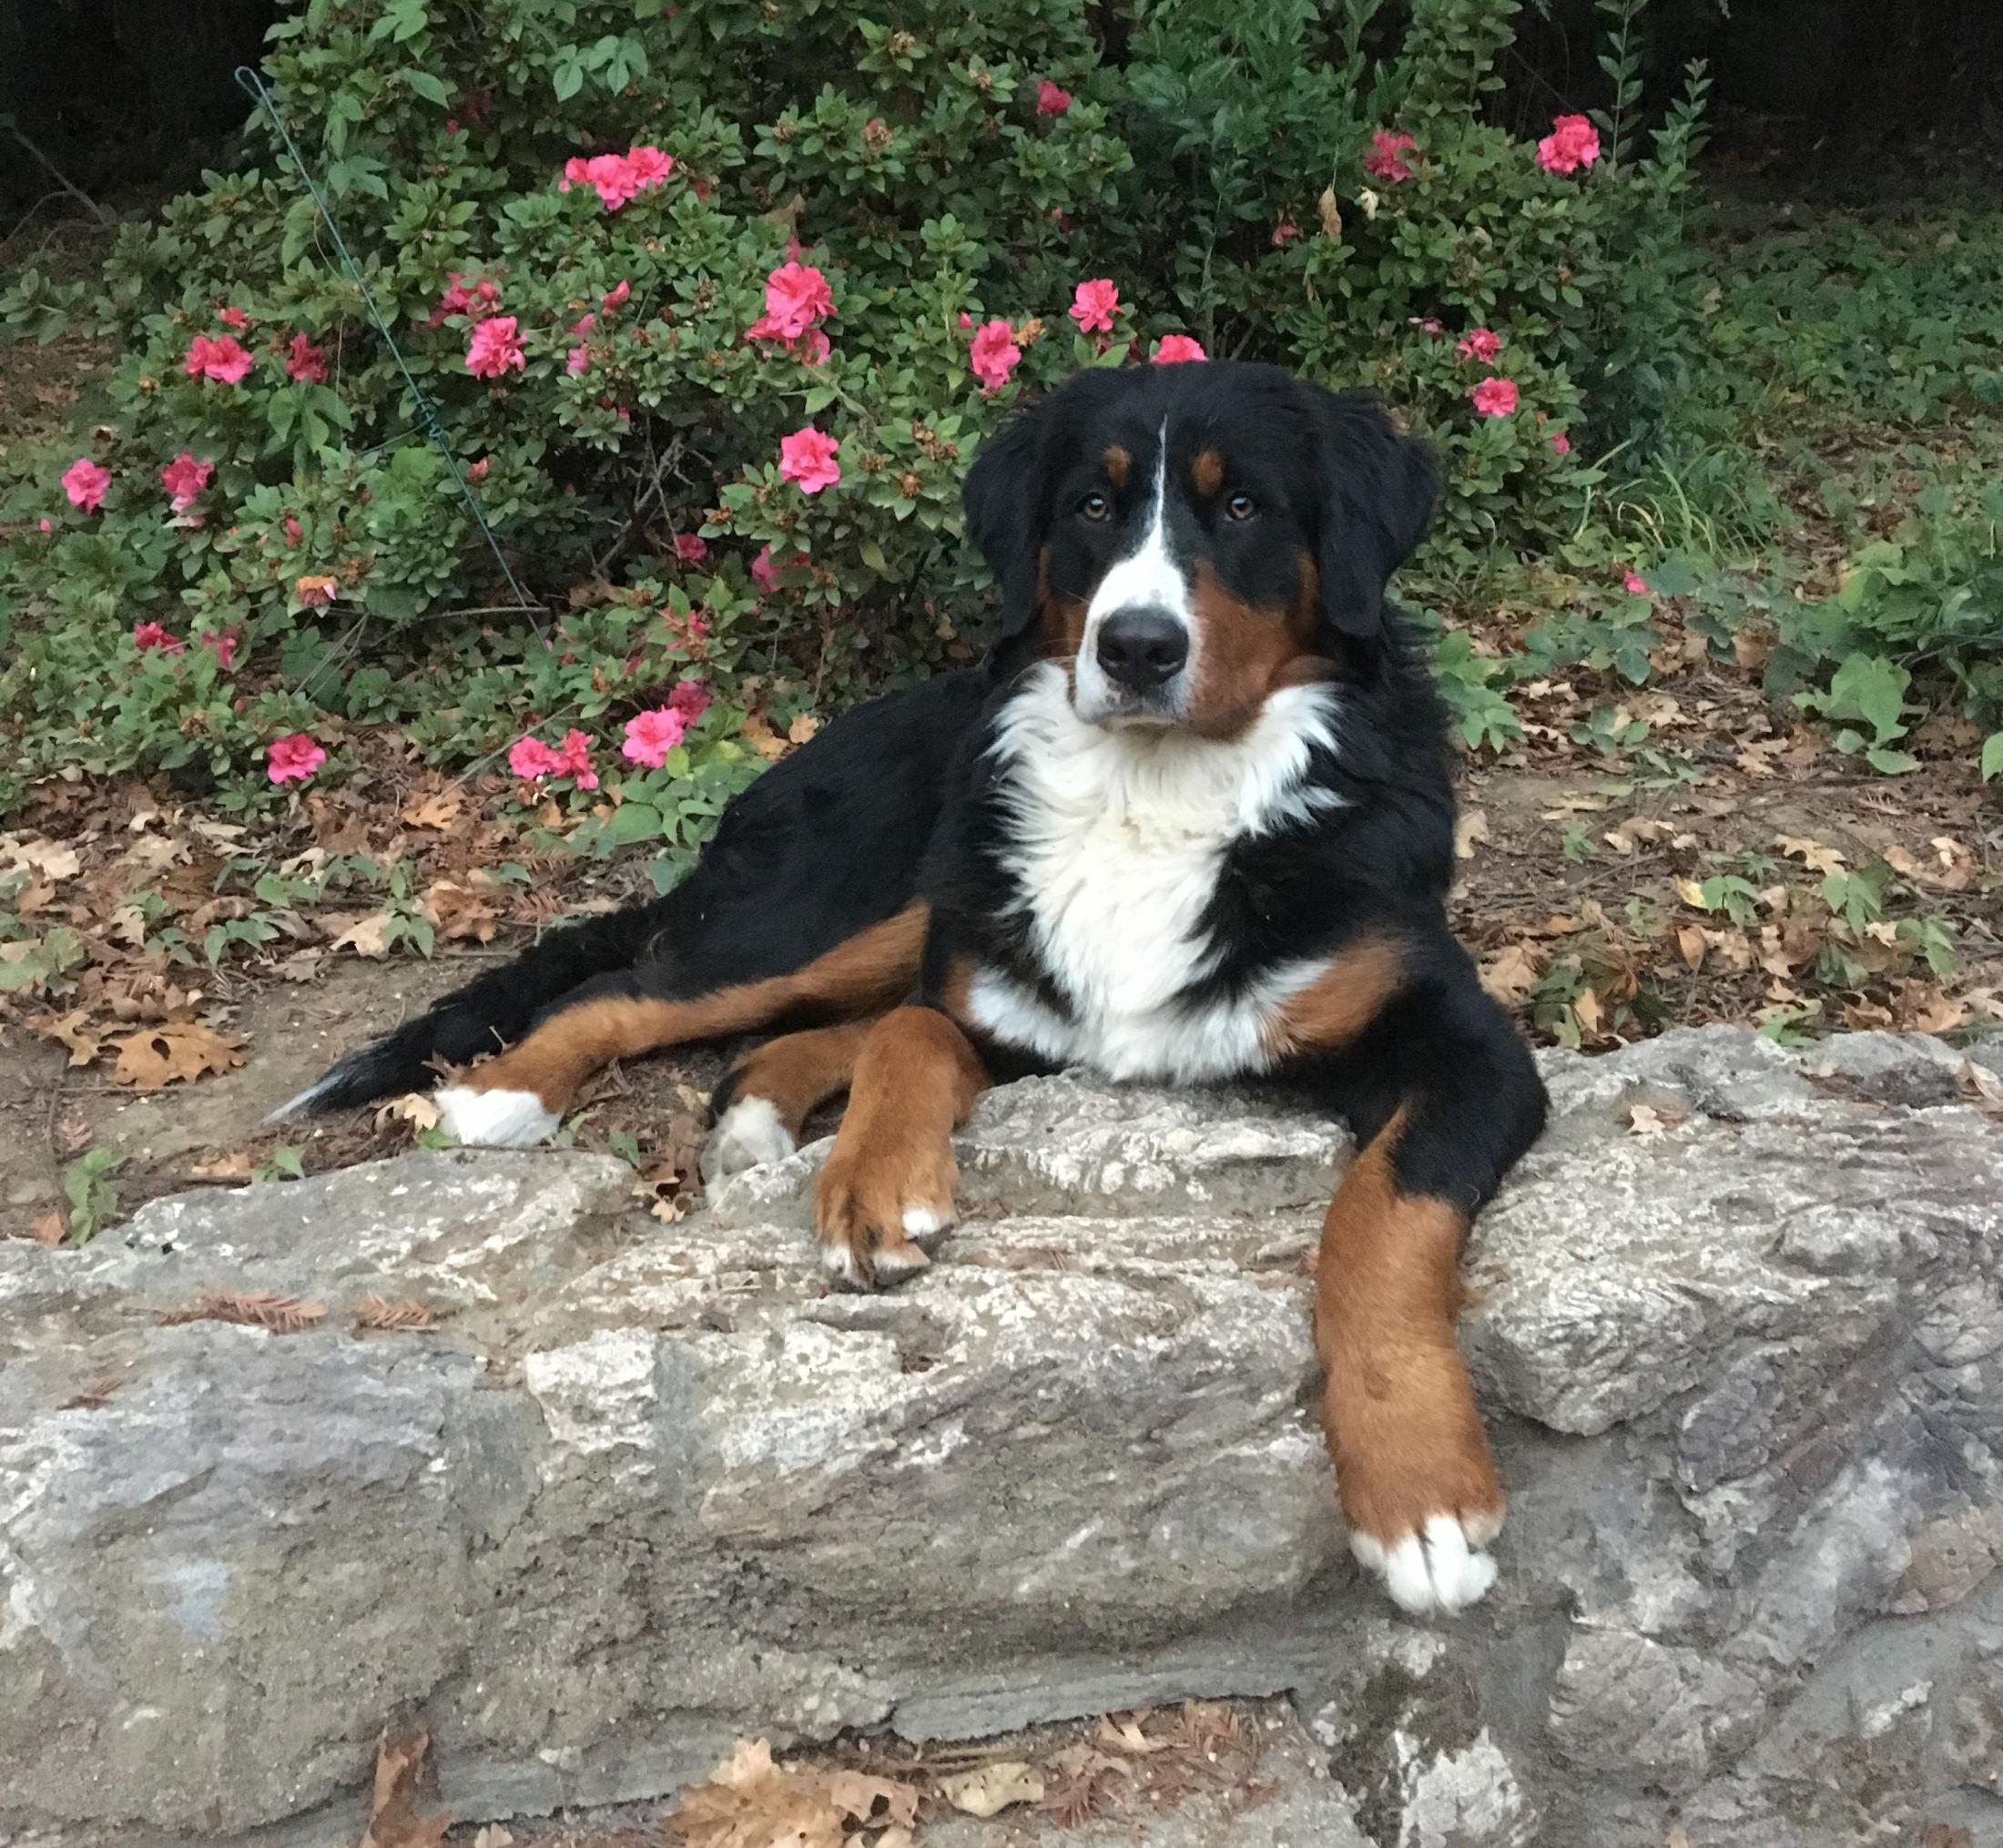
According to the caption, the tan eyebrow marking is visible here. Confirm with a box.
[1191,448,1225,497]
[1102,444,1131,489]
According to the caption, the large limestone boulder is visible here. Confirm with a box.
[2,1028,1999,1846]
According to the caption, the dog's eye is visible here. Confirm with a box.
[1225,492,1258,522]
[1079,492,1112,523]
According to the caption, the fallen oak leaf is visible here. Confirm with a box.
[1775,835,1845,876]
[668,1737,918,1848]
[359,1726,450,1848]
[1453,807,1490,860]
[400,787,466,830]
[1479,942,1543,1006]
[27,1210,67,1245]
[939,1762,1044,1817]
[30,1009,100,1068]
[112,1022,245,1089]
[787,712,820,745]
[375,1092,442,1134]
[159,1289,325,1332]
[331,911,397,960]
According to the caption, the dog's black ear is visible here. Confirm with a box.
[1309,388,1439,641]
[962,397,1053,644]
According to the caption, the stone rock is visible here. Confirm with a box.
[2,1028,2001,1847]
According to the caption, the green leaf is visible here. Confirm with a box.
[1864,746,1919,776]
[608,802,665,844]
[402,69,450,107]
[1982,733,2003,781]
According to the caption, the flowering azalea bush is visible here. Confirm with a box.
[0,0,1713,815]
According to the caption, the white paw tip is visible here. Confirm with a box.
[820,1243,866,1286]
[702,1096,798,1182]
[874,1243,931,1281]
[1356,1513,1499,1617]
[900,1204,946,1238]
[433,1086,561,1149]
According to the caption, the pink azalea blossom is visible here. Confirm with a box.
[266,734,327,785]
[1151,334,1207,364]
[466,457,490,482]
[1551,430,1572,456]
[778,426,841,494]
[218,305,251,329]
[1623,570,1650,595]
[1364,128,1418,183]
[286,331,329,383]
[621,706,687,768]
[1069,278,1119,334]
[1470,377,1520,418]
[203,628,239,669]
[508,735,564,781]
[674,533,709,564]
[183,334,254,384]
[1409,316,1446,339]
[283,514,303,545]
[566,345,591,377]
[133,621,185,655]
[159,451,213,513]
[1272,218,1302,247]
[296,574,339,607]
[554,729,598,789]
[602,279,631,310]
[62,457,110,512]
[665,608,711,650]
[584,152,641,210]
[1537,114,1601,176]
[750,544,784,592]
[762,261,835,339]
[427,272,501,328]
[1036,78,1073,117]
[466,315,525,379]
[668,677,712,723]
[1457,327,1502,364]
[969,318,1022,392]
[37,517,52,533]
[625,145,674,190]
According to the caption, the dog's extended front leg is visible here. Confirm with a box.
[813,1004,989,1288]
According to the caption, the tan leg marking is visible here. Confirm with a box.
[1261,937,1405,1061]
[814,1005,988,1288]
[1316,1116,1504,1615]
[722,1019,874,1138]
[452,904,928,1117]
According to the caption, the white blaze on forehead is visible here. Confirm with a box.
[1084,421,1194,629]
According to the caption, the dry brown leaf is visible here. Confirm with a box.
[30,1010,101,1068]
[939,1761,1044,1817]
[112,1022,246,1090]
[160,1290,326,1333]
[375,1092,442,1133]
[471,1828,515,1848]
[1317,184,1343,239]
[190,1152,255,1181]
[422,880,498,944]
[1573,989,1605,1035]
[1775,835,1845,876]
[3,837,82,881]
[669,1737,919,1848]
[738,714,789,762]
[1674,926,1707,971]
[332,911,397,960]
[1479,942,1542,1006]
[787,713,820,745]
[354,1295,449,1332]
[359,1726,450,1848]
[277,947,329,982]
[27,1211,66,1245]
[1964,1061,2003,1121]
[1096,1716,1163,1756]
[1886,838,1974,891]
[1453,808,1490,860]
[400,787,466,830]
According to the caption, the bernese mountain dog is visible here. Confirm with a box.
[278,360,1549,1616]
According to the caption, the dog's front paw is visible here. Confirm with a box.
[701,1095,798,1183]
[1325,1347,1505,1617]
[813,1134,958,1290]
[434,1084,561,1148]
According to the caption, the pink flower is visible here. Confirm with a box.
[1623,570,1650,595]
[1272,218,1301,247]
[267,734,327,785]
[625,145,674,191]
[1470,377,1519,418]
[183,334,254,384]
[159,451,213,513]
[202,628,239,669]
[566,345,591,377]
[466,315,525,379]
[1036,78,1073,117]
[750,544,783,592]
[668,677,712,723]
[674,533,709,564]
[466,457,490,482]
[296,574,339,607]
[218,305,250,329]
[1364,128,1418,183]
[286,332,329,382]
[1457,327,1502,364]
[569,311,597,337]
[585,152,641,210]
[1069,278,1119,334]
[622,706,688,767]
[1537,114,1601,176]
[62,457,110,512]
[283,514,303,545]
[508,735,564,781]
[555,729,598,789]
[959,311,973,330]
[133,621,185,655]
[1151,335,1207,364]
[969,318,1022,392]
[763,261,835,340]
[428,272,501,327]
[1409,316,1446,339]
[602,279,631,310]
[1551,430,1572,456]
[37,517,52,533]
[778,426,841,494]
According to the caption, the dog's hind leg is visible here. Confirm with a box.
[701,1018,876,1181]
[433,905,928,1146]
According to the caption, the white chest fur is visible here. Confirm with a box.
[968,665,1341,1083]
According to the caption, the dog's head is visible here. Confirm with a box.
[963,361,1437,735]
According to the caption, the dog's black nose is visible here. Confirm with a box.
[1096,608,1189,691]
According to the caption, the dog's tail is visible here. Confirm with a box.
[268,894,671,1121]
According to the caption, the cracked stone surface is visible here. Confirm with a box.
[3,1028,2001,1846]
